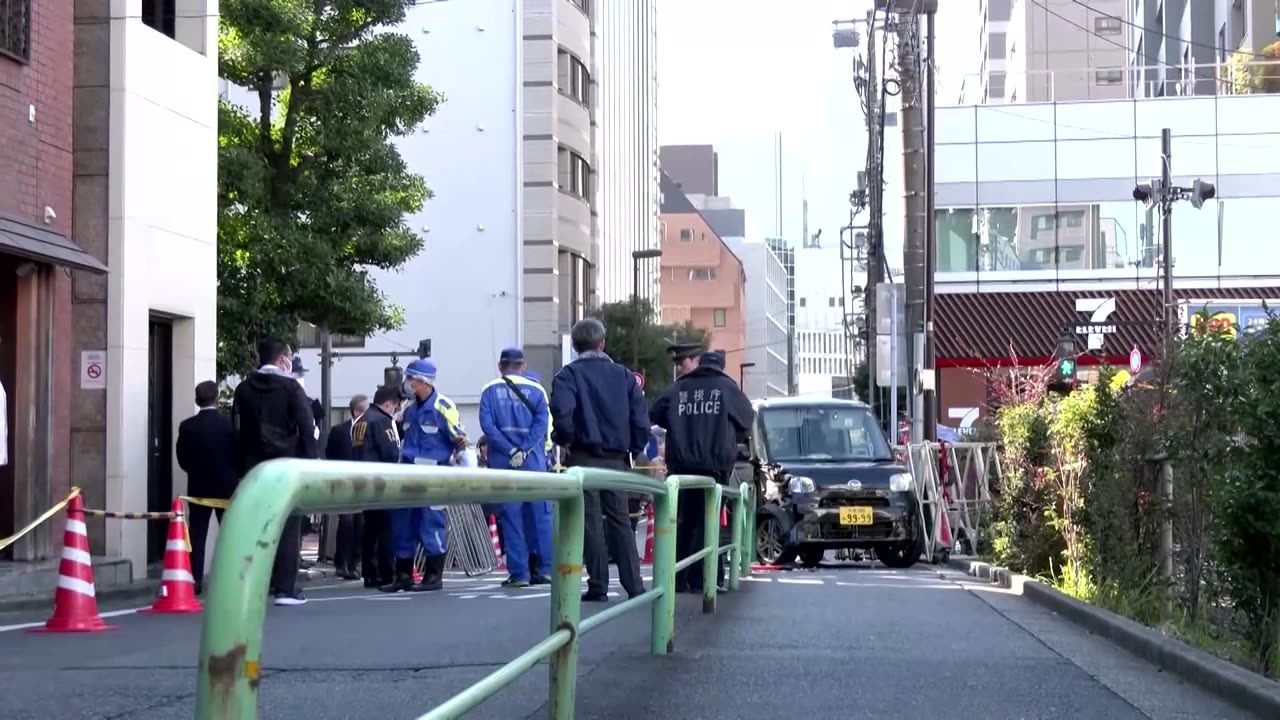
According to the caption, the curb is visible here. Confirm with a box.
[0,579,162,615]
[947,557,1280,718]
[3,564,331,614]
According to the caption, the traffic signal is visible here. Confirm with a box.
[1049,336,1077,394]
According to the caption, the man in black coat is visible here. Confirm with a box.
[231,338,319,607]
[649,348,754,593]
[176,380,238,596]
[352,385,402,588]
[550,318,649,602]
[326,394,369,580]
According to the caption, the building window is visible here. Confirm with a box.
[142,0,177,38]
[679,228,694,242]
[570,0,590,17]
[987,32,1006,60]
[1093,16,1122,35]
[689,268,716,281]
[558,49,591,106]
[559,251,592,329]
[799,297,806,308]
[714,309,727,327]
[828,297,835,307]
[0,0,31,62]
[1094,68,1124,86]
[558,147,591,201]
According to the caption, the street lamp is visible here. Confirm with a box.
[739,362,757,389]
[631,248,664,369]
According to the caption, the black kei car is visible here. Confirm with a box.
[747,397,924,569]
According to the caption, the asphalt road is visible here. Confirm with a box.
[0,563,1258,719]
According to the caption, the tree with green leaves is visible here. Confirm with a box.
[595,299,709,399]
[216,0,442,379]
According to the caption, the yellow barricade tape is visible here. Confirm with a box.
[181,496,231,510]
[81,509,177,520]
[0,487,81,552]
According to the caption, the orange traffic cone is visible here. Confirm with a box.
[642,503,655,564]
[488,515,505,571]
[30,494,118,633]
[141,499,202,613]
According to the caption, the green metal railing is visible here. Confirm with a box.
[193,460,753,720]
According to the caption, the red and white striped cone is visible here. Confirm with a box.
[488,515,505,571]
[30,494,118,633]
[642,503,655,564]
[142,499,202,613]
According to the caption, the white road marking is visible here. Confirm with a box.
[776,578,824,585]
[0,606,149,633]
[502,592,551,600]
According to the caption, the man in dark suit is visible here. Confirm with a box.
[176,380,238,595]
[353,385,403,588]
[326,394,369,580]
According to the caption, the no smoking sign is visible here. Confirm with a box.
[81,351,106,390]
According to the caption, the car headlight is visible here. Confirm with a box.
[788,476,816,494]
[889,473,913,493]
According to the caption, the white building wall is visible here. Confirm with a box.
[728,239,787,399]
[104,3,219,576]
[316,1,523,433]
[597,0,660,306]
[524,0,598,377]
[796,329,848,380]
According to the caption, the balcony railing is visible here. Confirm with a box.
[956,58,1280,106]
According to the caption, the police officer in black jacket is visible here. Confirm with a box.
[550,318,649,602]
[649,346,754,593]
[352,385,402,588]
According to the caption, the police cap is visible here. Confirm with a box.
[666,341,704,362]
[698,350,726,370]
[499,346,525,363]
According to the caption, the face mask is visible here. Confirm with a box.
[401,381,414,399]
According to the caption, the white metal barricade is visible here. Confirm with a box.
[896,441,999,561]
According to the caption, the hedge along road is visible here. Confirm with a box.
[0,561,1255,719]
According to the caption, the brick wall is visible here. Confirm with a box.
[0,0,75,234]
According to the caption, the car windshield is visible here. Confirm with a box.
[759,405,893,462]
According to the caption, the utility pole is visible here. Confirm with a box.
[319,328,333,438]
[922,9,938,442]
[861,8,885,422]
[1132,128,1216,350]
[896,6,926,444]
[1160,128,1176,343]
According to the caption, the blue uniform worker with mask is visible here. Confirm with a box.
[380,358,467,593]
[479,348,553,587]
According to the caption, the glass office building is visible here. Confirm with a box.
[934,93,1280,285]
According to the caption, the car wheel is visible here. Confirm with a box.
[799,548,824,568]
[756,516,795,565]
[875,529,925,569]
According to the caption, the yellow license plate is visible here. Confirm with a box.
[839,506,873,526]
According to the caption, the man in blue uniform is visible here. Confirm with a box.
[380,358,468,593]
[352,385,401,588]
[479,347,553,587]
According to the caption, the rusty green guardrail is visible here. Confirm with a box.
[193,459,753,720]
